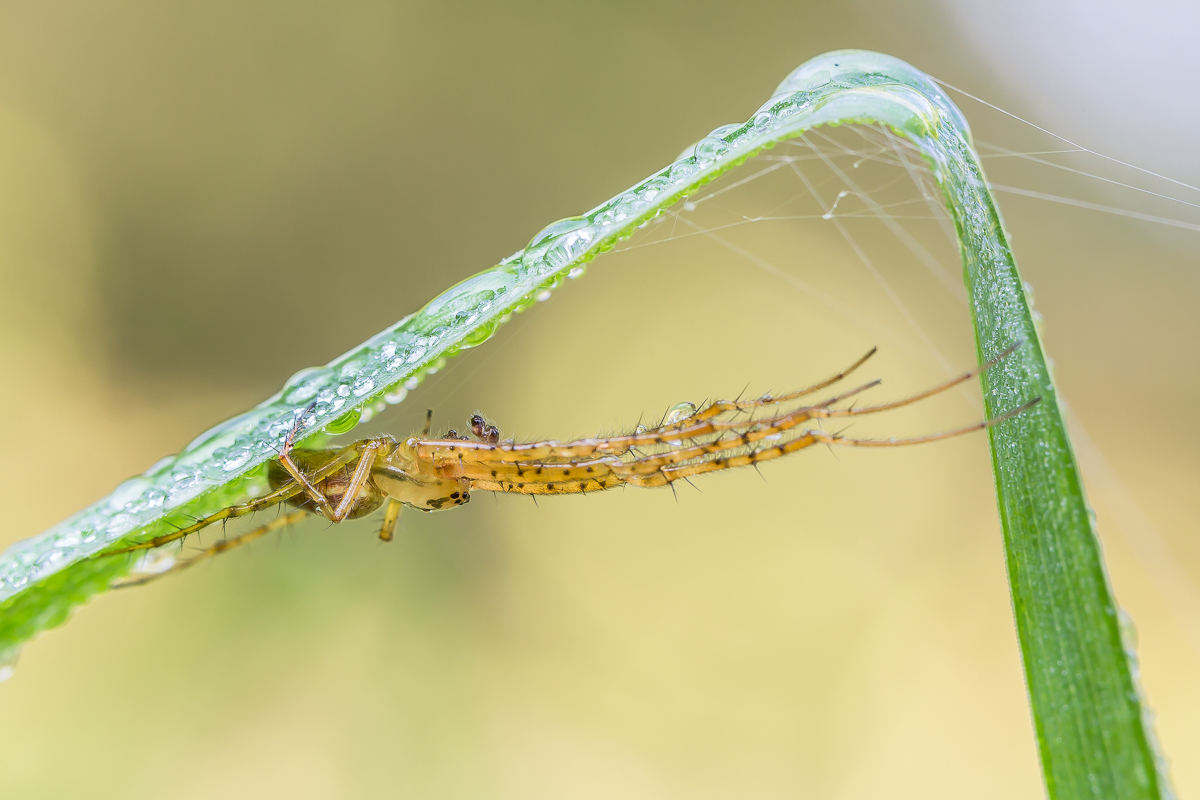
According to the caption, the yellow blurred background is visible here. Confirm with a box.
[0,2,1196,798]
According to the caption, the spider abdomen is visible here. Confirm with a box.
[268,450,384,520]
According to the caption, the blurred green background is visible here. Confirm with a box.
[0,1,1196,797]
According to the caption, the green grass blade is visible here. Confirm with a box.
[0,49,1170,797]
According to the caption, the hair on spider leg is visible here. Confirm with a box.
[749,455,769,482]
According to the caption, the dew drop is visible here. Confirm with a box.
[636,177,671,202]
[568,265,586,280]
[107,477,153,512]
[53,532,83,550]
[693,136,730,162]
[668,160,698,182]
[1022,280,1038,307]
[222,448,252,472]
[104,513,140,539]
[597,194,638,225]
[131,549,177,577]
[710,123,741,140]
[325,407,362,435]
[462,320,497,347]
[338,359,366,379]
[663,402,697,425]
[527,216,589,252]
[35,550,66,569]
[535,289,552,302]
[1118,607,1140,653]
[281,367,332,404]
[166,478,208,508]
[0,646,20,683]
[351,377,376,397]
[545,228,594,270]
[385,387,408,405]
[769,94,811,118]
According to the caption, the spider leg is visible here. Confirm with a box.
[648,337,1013,437]
[276,402,390,519]
[457,397,842,493]
[107,472,309,554]
[459,390,1038,496]
[414,382,878,466]
[685,341,1022,433]
[420,343,1022,467]
[819,342,1022,420]
[273,402,346,516]
[820,397,1040,448]
[112,509,310,588]
[106,443,367,555]
[276,453,339,519]
[415,352,881,465]
[442,376,900,489]
[629,397,1039,488]
[452,397,822,488]
[377,498,403,542]
[326,440,386,522]
[456,456,623,494]
[634,345,879,436]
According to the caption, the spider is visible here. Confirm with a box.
[107,345,1036,587]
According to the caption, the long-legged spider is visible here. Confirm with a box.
[107,345,1036,587]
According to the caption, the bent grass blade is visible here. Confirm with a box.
[0,49,1169,799]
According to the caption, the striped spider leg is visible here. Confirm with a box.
[425,343,1034,494]
[109,345,1036,587]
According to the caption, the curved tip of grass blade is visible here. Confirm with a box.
[0,48,1175,798]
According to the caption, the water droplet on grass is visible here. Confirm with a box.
[693,136,730,162]
[0,646,20,682]
[325,407,362,435]
[281,367,332,403]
